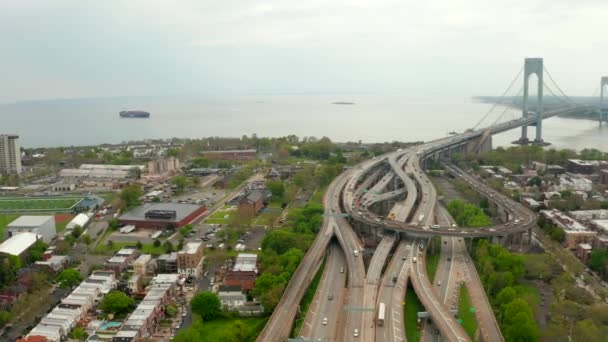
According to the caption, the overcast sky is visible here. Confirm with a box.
[1,0,606,103]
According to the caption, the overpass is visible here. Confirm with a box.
[257,58,601,341]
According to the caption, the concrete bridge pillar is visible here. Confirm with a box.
[514,58,548,146]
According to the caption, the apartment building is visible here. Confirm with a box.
[177,242,204,278]
[0,134,22,175]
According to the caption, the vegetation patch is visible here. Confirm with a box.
[447,200,492,227]
[458,285,479,340]
[404,284,423,342]
[0,214,19,241]
[291,257,326,337]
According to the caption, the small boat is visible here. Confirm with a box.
[119,110,150,118]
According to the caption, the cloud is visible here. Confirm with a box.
[0,0,607,101]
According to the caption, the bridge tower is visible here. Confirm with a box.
[514,58,548,145]
[600,76,608,125]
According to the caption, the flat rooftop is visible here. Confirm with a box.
[119,203,202,222]
[8,215,53,227]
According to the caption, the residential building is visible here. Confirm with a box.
[0,134,22,175]
[239,191,265,216]
[233,253,258,273]
[576,243,593,263]
[547,165,566,175]
[570,209,608,221]
[156,253,177,273]
[105,248,139,276]
[541,210,597,249]
[112,274,178,342]
[133,254,155,277]
[521,197,542,211]
[600,169,608,185]
[27,271,116,342]
[218,285,246,311]
[128,274,144,294]
[496,166,512,177]
[567,159,594,174]
[34,255,70,275]
[6,215,56,243]
[557,174,593,192]
[223,270,256,291]
[177,242,204,278]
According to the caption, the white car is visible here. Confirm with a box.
[322,317,328,325]
[354,329,359,337]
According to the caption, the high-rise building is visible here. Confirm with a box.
[0,134,22,175]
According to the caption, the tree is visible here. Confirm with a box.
[106,239,114,248]
[100,290,134,315]
[174,317,203,342]
[165,148,181,158]
[166,304,178,317]
[164,240,174,253]
[191,292,221,321]
[153,239,161,247]
[108,218,120,231]
[190,157,210,168]
[266,181,285,200]
[136,240,143,249]
[171,176,190,194]
[119,184,143,208]
[82,234,92,246]
[71,225,83,238]
[70,327,88,341]
[57,268,83,288]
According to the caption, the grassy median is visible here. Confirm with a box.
[404,284,423,341]
[458,285,479,340]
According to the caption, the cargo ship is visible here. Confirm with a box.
[119,110,150,118]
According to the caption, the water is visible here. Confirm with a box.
[0,94,606,151]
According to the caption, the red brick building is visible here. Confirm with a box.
[239,191,265,216]
[223,270,256,291]
[118,203,207,229]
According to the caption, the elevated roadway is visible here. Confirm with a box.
[256,171,352,341]
[300,242,347,341]
[375,240,415,342]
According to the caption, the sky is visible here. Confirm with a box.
[1,0,607,103]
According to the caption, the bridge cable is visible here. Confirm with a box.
[472,66,524,129]
[490,85,524,126]
[543,83,575,108]
[543,66,579,106]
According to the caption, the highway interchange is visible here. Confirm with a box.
[254,112,574,341]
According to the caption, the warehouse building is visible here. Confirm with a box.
[118,203,207,229]
[7,215,56,243]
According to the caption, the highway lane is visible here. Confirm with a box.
[333,213,366,342]
[376,240,415,342]
[256,171,351,341]
[301,243,347,341]
[410,240,471,342]
[358,232,397,342]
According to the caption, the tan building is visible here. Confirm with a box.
[177,242,204,278]
[0,134,22,175]
[133,254,155,277]
[147,157,180,176]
